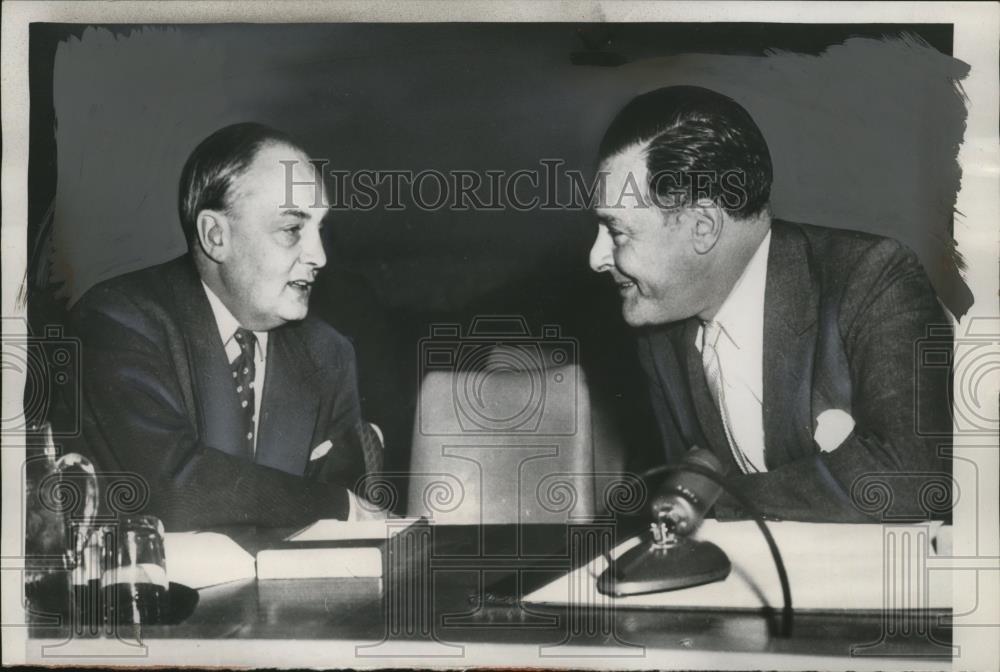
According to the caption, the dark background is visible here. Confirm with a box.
[27,23,966,492]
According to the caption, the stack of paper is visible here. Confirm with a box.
[257,517,423,580]
[164,532,256,589]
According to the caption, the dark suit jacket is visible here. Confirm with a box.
[71,255,367,530]
[638,220,953,522]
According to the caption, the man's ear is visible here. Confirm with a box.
[195,210,230,263]
[687,201,724,255]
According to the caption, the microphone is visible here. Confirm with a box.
[596,447,794,636]
[596,447,731,596]
[650,447,724,535]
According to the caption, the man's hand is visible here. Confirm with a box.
[347,491,388,521]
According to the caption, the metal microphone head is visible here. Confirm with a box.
[651,447,723,536]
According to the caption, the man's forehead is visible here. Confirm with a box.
[596,141,651,214]
[600,142,650,189]
[234,142,329,211]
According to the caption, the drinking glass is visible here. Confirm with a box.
[101,515,169,627]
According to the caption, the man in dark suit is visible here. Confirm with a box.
[589,86,952,522]
[73,123,381,530]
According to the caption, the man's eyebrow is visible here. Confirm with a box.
[597,214,624,229]
[278,208,309,220]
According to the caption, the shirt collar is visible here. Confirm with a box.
[200,281,267,360]
[713,228,771,345]
[699,228,772,353]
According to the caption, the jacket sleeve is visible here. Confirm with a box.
[311,334,370,492]
[74,287,352,531]
[717,241,953,522]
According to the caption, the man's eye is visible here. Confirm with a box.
[609,230,627,244]
[279,226,302,242]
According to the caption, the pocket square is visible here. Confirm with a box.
[814,409,855,453]
[309,440,333,462]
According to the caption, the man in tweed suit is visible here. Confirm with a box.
[589,86,952,522]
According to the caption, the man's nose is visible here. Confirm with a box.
[589,226,613,273]
[301,225,327,269]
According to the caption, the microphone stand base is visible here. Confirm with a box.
[596,537,731,597]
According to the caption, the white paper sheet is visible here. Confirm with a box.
[164,532,256,589]
[523,520,951,612]
[286,517,422,542]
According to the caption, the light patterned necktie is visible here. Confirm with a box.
[232,328,257,460]
[701,321,758,474]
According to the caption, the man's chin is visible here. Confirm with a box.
[621,303,670,328]
[278,307,309,323]
[622,309,649,328]
[272,300,309,325]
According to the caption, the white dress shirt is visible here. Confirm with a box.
[695,229,771,473]
[200,282,364,520]
[202,282,268,456]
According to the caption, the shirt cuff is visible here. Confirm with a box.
[346,489,360,521]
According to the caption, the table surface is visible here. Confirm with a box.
[28,523,953,661]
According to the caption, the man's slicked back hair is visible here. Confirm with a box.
[598,86,773,219]
[178,122,301,246]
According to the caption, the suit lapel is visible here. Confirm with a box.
[762,221,820,468]
[168,259,245,460]
[643,325,707,462]
[255,325,320,477]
